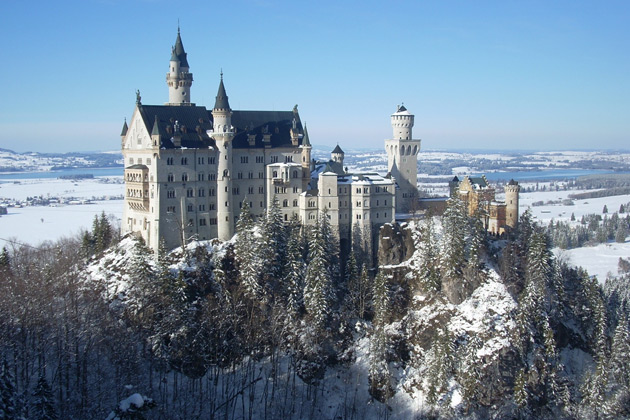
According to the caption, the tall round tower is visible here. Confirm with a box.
[209,74,235,241]
[385,105,421,213]
[505,179,520,229]
[166,28,193,105]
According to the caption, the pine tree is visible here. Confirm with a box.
[603,205,609,214]
[0,246,10,268]
[441,195,468,284]
[426,328,454,406]
[235,200,263,300]
[31,374,57,420]
[416,216,441,293]
[0,360,17,420]
[284,232,305,318]
[303,220,331,330]
[369,270,391,401]
[616,224,628,243]
[260,195,287,293]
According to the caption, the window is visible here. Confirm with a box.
[285,155,293,163]
[209,188,215,196]
[199,204,205,211]
[209,203,215,210]
[167,173,174,182]
[146,158,151,165]
[357,201,361,207]
[241,156,248,163]
[259,172,264,179]
[198,173,205,181]
[167,190,175,198]
[129,158,134,164]
[167,157,174,165]
[167,206,176,213]
[293,199,298,207]
[293,186,299,193]
[232,187,240,195]
[271,156,279,163]
[182,173,188,182]
[259,186,264,194]
[199,218,207,226]
[181,157,188,165]
[187,188,194,197]
[256,156,264,163]
[248,172,253,179]
[248,186,254,195]
[209,157,216,164]
[198,188,205,197]
[273,171,278,178]
[209,174,216,181]
[283,199,288,207]
[198,157,204,165]
[187,204,193,212]
[210,218,217,225]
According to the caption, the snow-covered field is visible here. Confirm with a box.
[0,177,123,247]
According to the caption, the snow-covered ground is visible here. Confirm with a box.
[555,242,630,282]
[0,177,123,247]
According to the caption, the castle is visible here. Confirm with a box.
[121,29,517,253]
[449,175,520,235]
[120,29,423,253]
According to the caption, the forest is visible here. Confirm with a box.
[1,197,629,419]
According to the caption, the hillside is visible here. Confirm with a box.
[1,196,629,419]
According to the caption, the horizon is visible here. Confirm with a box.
[1,1,629,153]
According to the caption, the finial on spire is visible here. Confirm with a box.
[136,89,141,105]
[220,69,223,80]
[177,19,180,34]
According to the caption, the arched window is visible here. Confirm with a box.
[182,173,188,182]
[293,199,298,207]
[283,199,288,207]
[413,145,418,155]
[273,171,278,178]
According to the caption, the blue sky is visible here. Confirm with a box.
[0,0,628,153]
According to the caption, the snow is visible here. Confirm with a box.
[555,241,630,282]
[0,176,123,247]
[0,200,123,247]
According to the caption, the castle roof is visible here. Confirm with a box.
[213,76,230,111]
[171,29,189,67]
[302,124,311,147]
[332,144,344,154]
[120,119,128,136]
[137,104,307,150]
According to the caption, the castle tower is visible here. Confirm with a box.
[331,144,344,166]
[209,74,235,241]
[166,27,193,105]
[385,105,421,213]
[505,179,520,229]
[301,123,312,187]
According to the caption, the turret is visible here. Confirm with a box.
[385,104,421,213]
[166,27,193,105]
[120,119,128,146]
[331,144,344,166]
[208,74,235,241]
[505,179,520,229]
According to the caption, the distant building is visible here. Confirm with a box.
[449,175,520,235]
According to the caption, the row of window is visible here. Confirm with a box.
[162,154,295,166]
[128,157,151,165]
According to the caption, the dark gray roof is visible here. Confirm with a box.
[151,115,160,136]
[302,124,311,147]
[397,105,407,112]
[171,29,189,68]
[136,105,306,150]
[213,77,230,110]
[508,179,518,186]
[120,120,128,136]
[126,164,149,170]
[332,144,344,154]
[469,176,488,188]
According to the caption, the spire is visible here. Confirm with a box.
[171,27,189,67]
[302,123,311,147]
[213,73,230,111]
[151,115,160,136]
[120,118,128,136]
[332,144,344,154]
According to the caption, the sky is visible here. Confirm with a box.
[0,0,628,153]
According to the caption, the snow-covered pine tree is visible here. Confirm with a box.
[303,218,332,330]
[235,199,264,300]
[260,195,288,295]
[31,374,57,420]
[441,195,468,284]
[284,231,305,318]
[415,216,441,294]
[425,327,454,407]
[368,270,391,401]
[607,314,630,398]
